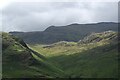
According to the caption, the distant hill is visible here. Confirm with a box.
[10,22,118,44]
[78,30,118,44]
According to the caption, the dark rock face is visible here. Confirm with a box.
[2,33,34,65]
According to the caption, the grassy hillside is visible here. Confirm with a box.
[2,31,119,78]
[29,31,119,78]
[10,22,118,44]
[2,32,64,78]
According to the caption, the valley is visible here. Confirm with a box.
[2,29,119,78]
[29,31,119,78]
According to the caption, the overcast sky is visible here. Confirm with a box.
[1,0,118,32]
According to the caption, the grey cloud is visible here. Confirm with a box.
[2,2,118,32]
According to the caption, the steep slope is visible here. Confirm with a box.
[2,32,64,78]
[10,22,118,44]
[30,31,119,78]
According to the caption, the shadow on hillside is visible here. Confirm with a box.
[48,42,119,78]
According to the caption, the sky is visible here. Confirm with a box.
[0,0,119,32]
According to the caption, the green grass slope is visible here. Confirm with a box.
[2,32,64,78]
[30,31,119,78]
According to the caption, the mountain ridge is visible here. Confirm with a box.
[10,22,118,44]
